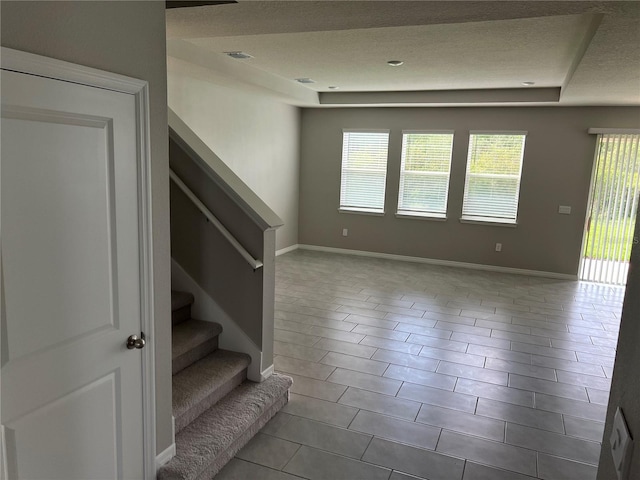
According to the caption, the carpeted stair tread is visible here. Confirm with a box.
[171,291,195,325]
[173,349,250,433]
[172,319,222,374]
[172,319,222,359]
[171,290,194,311]
[158,374,293,480]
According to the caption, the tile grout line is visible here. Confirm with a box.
[272,252,619,478]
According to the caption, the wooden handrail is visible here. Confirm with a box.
[170,169,263,271]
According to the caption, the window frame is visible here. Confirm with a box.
[396,130,455,220]
[460,130,527,225]
[338,128,390,215]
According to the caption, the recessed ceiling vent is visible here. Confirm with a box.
[295,78,316,84]
[225,51,253,59]
[167,1,238,8]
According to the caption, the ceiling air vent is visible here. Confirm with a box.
[295,78,316,84]
[225,51,253,60]
[167,1,237,8]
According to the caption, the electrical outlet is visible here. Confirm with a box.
[342,228,348,237]
[610,407,633,480]
[495,243,502,252]
[558,205,572,215]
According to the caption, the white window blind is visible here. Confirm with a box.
[580,133,640,285]
[340,130,390,213]
[462,132,527,223]
[397,131,454,217]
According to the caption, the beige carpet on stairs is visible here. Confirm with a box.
[172,349,250,432]
[158,374,293,480]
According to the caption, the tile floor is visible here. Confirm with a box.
[216,249,624,480]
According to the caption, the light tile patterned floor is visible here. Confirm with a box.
[216,250,624,480]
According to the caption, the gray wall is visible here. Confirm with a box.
[170,138,265,349]
[167,70,300,251]
[1,1,173,454]
[299,107,640,276]
[597,204,640,479]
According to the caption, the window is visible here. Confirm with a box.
[339,130,390,214]
[461,132,527,224]
[397,131,454,218]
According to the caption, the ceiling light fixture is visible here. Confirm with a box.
[295,78,316,84]
[522,81,535,86]
[387,60,404,67]
[225,51,253,59]
[328,86,340,90]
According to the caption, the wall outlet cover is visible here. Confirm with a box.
[610,407,633,479]
[558,205,572,215]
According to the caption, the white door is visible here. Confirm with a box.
[1,60,149,479]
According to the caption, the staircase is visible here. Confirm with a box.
[158,291,292,480]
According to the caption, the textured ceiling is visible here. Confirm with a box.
[166,1,640,106]
[186,15,591,92]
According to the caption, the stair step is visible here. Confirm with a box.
[172,290,194,325]
[173,349,250,434]
[172,319,222,375]
[158,374,293,480]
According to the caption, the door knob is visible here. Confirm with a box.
[126,333,146,350]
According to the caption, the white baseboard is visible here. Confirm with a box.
[276,244,299,256]
[297,244,577,281]
[171,259,267,381]
[156,443,175,470]
[260,364,274,381]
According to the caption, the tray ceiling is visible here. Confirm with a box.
[167,1,640,106]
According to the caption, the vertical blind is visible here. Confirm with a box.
[340,130,390,212]
[462,132,527,222]
[580,133,640,285]
[397,131,454,216]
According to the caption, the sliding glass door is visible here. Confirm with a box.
[580,133,640,285]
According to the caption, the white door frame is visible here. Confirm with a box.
[1,47,157,478]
